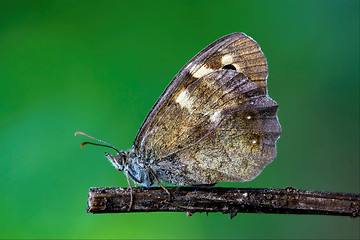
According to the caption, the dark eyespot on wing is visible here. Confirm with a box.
[223,64,237,70]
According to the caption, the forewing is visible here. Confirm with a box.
[134,33,268,151]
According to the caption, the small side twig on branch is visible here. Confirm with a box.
[87,187,360,218]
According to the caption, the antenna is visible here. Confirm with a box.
[75,131,121,154]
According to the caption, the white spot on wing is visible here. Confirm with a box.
[190,64,214,78]
[176,90,193,111]
[221,55,233,65]
[209,111,221,123]
[185,62,193,70]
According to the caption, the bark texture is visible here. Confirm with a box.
[87,187,360,218]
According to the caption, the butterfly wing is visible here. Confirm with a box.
[133,33,280,185]
[134,33,268,151]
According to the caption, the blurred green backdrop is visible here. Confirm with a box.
[0,0,359,239]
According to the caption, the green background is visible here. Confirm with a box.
[0,0,359,239]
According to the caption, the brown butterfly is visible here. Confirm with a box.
[76,32,281,208]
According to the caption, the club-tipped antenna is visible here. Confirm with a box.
[75,131,121,154]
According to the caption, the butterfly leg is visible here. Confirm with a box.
[147,167,171,201]
[125,169,134,211]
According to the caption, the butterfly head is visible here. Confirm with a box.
[75,131,154,187]
[105,151,128,171]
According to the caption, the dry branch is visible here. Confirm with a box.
[87,187,360,218]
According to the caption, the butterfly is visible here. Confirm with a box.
[76,32,281,209]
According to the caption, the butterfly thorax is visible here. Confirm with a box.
[127,148,156,187]
[106,148,155,187]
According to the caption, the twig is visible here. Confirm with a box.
[87,187,360,218]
